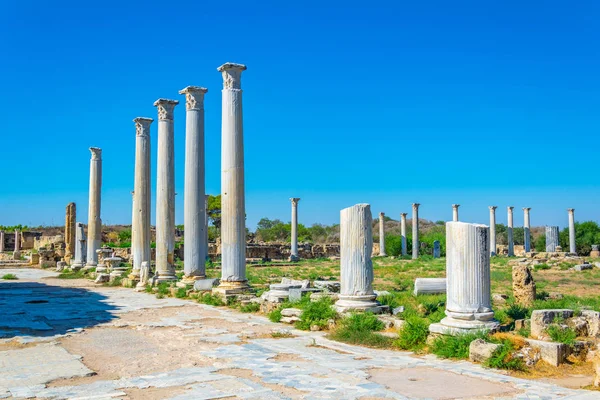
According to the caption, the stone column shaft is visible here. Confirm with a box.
[154,99,179,282]
[378,212,386,256]
[489,206,497,256]
[132,118,153,278]
[205,195,209,259]
[13,230,20,257]
[400,213,407,256]
[289,198,300,261]
[523,208,531,252]
[412,204,420,259]
[546,226,559,252]
[72,222,86,269]
[0,231,4,252]
[507,206,514,257]
[64,203,76,262]
[181,86,208,281]
[568,209,576,254]
[452,204,460,222]
[85,147,102,267]
[216,62,249,293]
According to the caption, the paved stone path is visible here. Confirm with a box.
[0,268,598,399]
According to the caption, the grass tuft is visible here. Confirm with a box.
[1,273,18,280]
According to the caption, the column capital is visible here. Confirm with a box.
[153,99,179,120]
[379,212,385,218]
[89,147,102,160]
[489,206,497,211]
[179,86,208,111]
[412,203,420,210]
[507,206,514,211]
[218,62,247,89]
[567,208,575,213]
[133,117,153,136]
[452,204,460,209]
[400,213,408,218]
[289,197,300,205]
[523,207,531,212]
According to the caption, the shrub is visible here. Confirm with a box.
[536,263,551,270]
[546,324,577,345]
[240,303,261,313]
[197,292,224,306]
[430,332,488,359]
[1,274,17,280]
[505,303,530,321]
[269,308,283,322]
[485,341,526,371]
[295,298,337,330]
[395,316,429,351]
[329,313,392,348]
[174,287,188,298]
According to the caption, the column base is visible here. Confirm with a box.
[70,262,84,271]
[212,280,251,298]
[155,269,178,283]
[288,255,299,262]
[95,266,108,273]
[177,275,206,288]
[429,316,500,336]
[334,295,386,313]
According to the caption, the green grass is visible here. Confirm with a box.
[430,332,489,359]
[174,287,188,299]
[240,302,261,313]
[329,313,393,348]
[1,273,17,280]
[57,270,88,279]
[536,263,551,270]
[394,316,430,351]
[197,292,225,306]
[295,297,337,330]
[485,341,526,371]
[546,324,577,345]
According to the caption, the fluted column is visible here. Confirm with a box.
[154,99,179,282]
[523,208,531,252]
[488,206,497,256]
[215,62,249,294]
[130,191,136,267]
[412,203,420,259]
[0,231,5,252]
[507,206,514,257]
[546,226,559,252]
[452,204,460,222]
[568,209,576,254]
[131,117,153,279]
[64,203,76,263]
[13,230,20,260]
[335,204,380,312]
[205,195,209,260]
[85,147,102,267]
[289,198,300,261]
[378,212,387,256]
[71,222,86,270]
[180,86,208,283]
[429,222,498,335]
[400,213,407,256]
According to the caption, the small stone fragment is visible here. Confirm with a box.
[512,265,536,306]
[469,339,501,363]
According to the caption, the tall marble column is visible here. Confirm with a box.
[400,213,407,256]
[452,204,460,222]
[523,207,531,252]
[378,212,387,256]
[13,230,20,260]
[335,204,381,312]
[131,117,153,279]
[71,222,87,270]
[85,147,102,268]
[546,226,559,252]
[205,194,209,260]
[429,222,498,335]
[507,206,514,257]
[130,191,136,267]
[0,231,4,252]
[64,202,76,263]
[215,62,249,295]
[154,99,179,282]
[412,203,420,259]
[289,198,300,261]
[488,206,497,256]
[180,86,208,283]
[568,208,576,254]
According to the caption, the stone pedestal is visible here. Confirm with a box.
[180,86,208,284]
[135,261,151,292]
[545,226,559,252]
[568,209,576,254]
[488,206,497,256]
[64,203,76,264]
[523,208,531,253]
[289,198,300,262]
[71,222,86,270]
[214,62,250,297]
[400,213,407,256]
[412,204,420,259]
[452,204,459,222]
[507,206,514,257]
[429,222,499,335]
[378,212,387,256]
[433,240,441,258]
[95,247,113,273]
[154,99,179,282]
[335,204,382,313]
[85,148,102,268]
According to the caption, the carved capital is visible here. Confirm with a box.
[179,86,208,111]
[153,99,179,120]
[412,203,420,210]
[379,212,385,219]
[489,206,497,211]
[507,206,514,212]
[89,147,102,160]
[217,62,247,90]
[567,208,575,213]
[133,117,153,136]
[400,213,408,218]
[523,207,531,212]
[290,198,300,206]
[452,204,460,209]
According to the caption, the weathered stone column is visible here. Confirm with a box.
[545,226,559,252]
[289,198,300,261]
[335,204,381,313]
[85,147,102,268]
[568,208,576,254]
[523,207,531,252]
[130,191,136,267]
[214,62,249,295]
[429,222,498,335]
[154,99,179,282]
[378,212,387,256]
[400,213,407,256]
[13,230,20,260]
[412,203,420,259]
[64,203,76,263]
[452,204,460,222]
[180,86,208,283]
[507,206,514,257]
[131,117,153,279]
[488,206,497,256]
[433,240,441,258]
[71,222,86,270]
[0,231,4,252]
[205,194,209,260]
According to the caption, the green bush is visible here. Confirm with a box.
[329,313,392,348]
[295,298,337,330]
[546,324,577,345]
[536,263,551,270]
[505,303,530,320]
[174,287,188,298]
[197,292,224,306]
[240,303,261,313]
[269,308,283,322]
[1,274,17,280]
[485,341,526,371]
[395,316,429,351]
[430,332,488,359]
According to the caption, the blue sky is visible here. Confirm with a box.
[0,1,598,230]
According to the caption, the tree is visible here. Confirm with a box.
[207,194,222,232]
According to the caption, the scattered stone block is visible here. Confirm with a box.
[280,308,303,318]
[569,317,588,337]
[571,263,593,271]
[310,325,322,331]
[280,316,300,324]
[193,278,220,291]
[469,339,500,363]
[514,319,531,331]
[492,293,508,304]
[374,290,391,297]
[94,273,109,284]
[512,265,536,306]
[379,331,399,339]
[288,288,321,302]
[313,280,340,293]
[547,292,564,300]
[581,310,600,337]
[377,315,404,330]
[392,306,404,315]
[525,338,569,366]
[413,278,446,296]
[531,309,574,339]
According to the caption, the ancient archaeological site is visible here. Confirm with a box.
[2,63,600,400]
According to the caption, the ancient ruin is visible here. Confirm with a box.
[64,203,76,263]
[545,226,560,252]
[412,203,420,259]
[85,147,102,268]
[488,206,497,256]
[289,198,300,261]
[378,212,386,256]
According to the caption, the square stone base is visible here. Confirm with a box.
[429,318,500,336]
[212,282,251,299]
